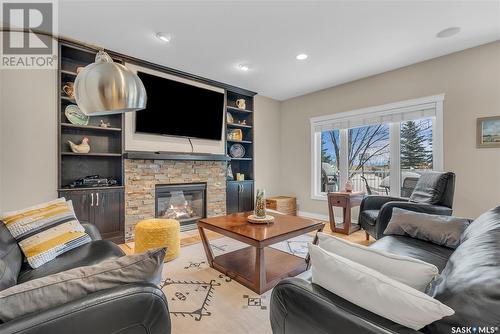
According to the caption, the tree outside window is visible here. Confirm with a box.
[320,118,433,194]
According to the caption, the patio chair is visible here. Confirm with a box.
[358,171,455,239]
[360,175,388,195]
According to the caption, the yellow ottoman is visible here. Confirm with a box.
[134,219,180,261]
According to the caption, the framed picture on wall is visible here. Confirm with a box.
[477,116,500,148]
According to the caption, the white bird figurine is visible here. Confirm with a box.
[68,137,90,153]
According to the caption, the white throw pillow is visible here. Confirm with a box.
[309,244,454,330]
[317,232,438,291]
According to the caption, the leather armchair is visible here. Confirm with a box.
[271,278,420,334]
[359,172,455,239]
[0,283,170,334]
[271,207,500,333]
[0,222,171,334]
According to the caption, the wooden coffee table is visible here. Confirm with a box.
[197,212,324,294]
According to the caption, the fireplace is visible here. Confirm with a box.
[155,183,207,231]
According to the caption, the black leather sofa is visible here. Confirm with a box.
[0,222,171,334]
[359,172,455,239]
[270,207,500,334]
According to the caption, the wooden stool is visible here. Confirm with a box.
[134,219,180,261]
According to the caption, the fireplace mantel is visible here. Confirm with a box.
[124,151,230,161]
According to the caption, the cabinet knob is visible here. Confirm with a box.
[96,193,99,206]
[90,193,94,206]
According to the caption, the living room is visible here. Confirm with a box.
[0,1,499,333]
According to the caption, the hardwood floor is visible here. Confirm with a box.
[118,216,372,255]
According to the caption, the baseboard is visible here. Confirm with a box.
[297,210,329,221]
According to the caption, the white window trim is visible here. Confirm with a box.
[310,94,444,201]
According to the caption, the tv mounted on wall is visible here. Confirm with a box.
[135,71,225,141]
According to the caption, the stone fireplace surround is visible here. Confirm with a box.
[124,159,227,241]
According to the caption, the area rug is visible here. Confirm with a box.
[159,234,313,334]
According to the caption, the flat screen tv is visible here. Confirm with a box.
[135,71,225,141]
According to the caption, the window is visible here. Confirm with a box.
[400,118,433,197]
[311,95,443,200]
[320,130,340,192]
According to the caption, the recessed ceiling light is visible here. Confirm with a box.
[296,53,308,60]
[238,64,250,72]
[436,27,461,38]
[155,32,171,43]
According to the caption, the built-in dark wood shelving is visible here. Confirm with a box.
[61,96,76,102]
[227,106,253,113]
[228,139,253,144]
[58,185,125,192]
[225,91,256,214]
[61,69,77,76]
[227,123,252,129]
[61,152,122,157]
[58,42,125,244]
[61,123,122,132]
[58,42,125,188]
[230,157,253,161]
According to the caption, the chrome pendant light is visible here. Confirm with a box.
[74,50,147,116]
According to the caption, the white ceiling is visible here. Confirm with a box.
[59,1,500,100]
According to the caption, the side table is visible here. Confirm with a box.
[327,191,365,236]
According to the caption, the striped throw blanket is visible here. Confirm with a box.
[0,198,91,268]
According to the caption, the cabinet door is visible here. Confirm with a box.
[226,182,240,214]
[59,190,92,223]
[239,181,254,212]
[92,188,124,244]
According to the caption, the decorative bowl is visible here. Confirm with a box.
[229,143,245,158]
[65,104,89,125]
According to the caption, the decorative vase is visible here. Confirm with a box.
[227,163,234,180]
[255,189,266,218]
[236,99,246,109]
[345,180,353,192]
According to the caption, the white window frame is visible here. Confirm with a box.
[310,94,444,200]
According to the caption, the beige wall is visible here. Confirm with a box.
[254,95,282,196]
[280,41,500,219]
[0,69,58,211]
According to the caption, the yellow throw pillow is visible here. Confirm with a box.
[0,198,91,268]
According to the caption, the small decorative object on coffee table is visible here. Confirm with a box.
[247,214,275,224]
[255,189,266,217]
[198,213,324,294]
[327,191,364,235]
[248,189,275,224]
